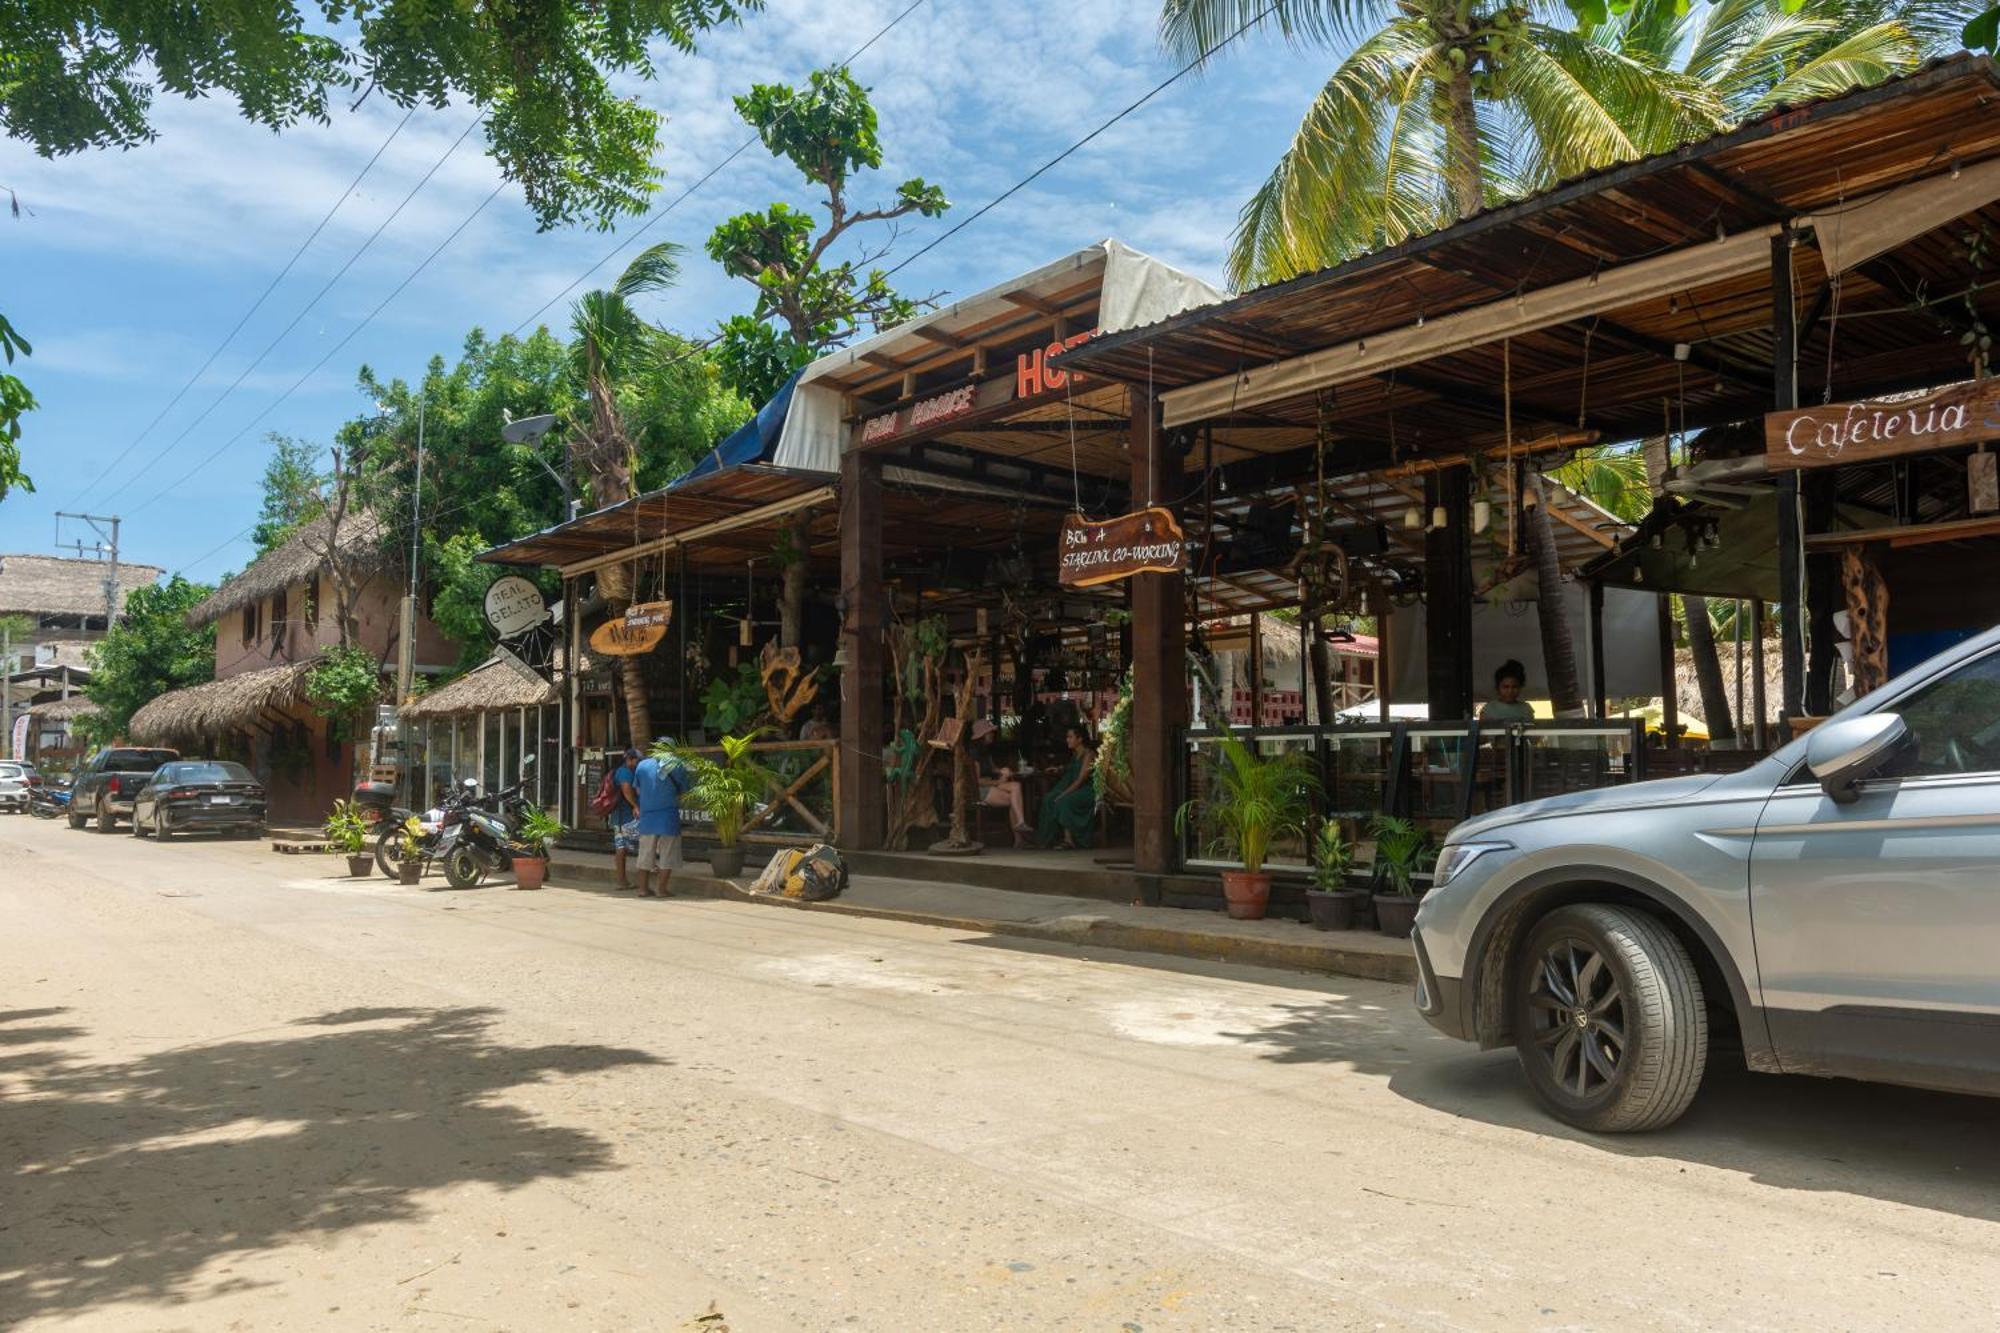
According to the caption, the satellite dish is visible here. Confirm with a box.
[501,413,559,444]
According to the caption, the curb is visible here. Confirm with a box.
[549,856,1414,986]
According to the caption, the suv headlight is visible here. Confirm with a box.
[1431,840,1512,888]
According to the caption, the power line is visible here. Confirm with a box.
[883,1,1278,280]
[127,182,510,521]
[94,111,488,511]
[507,0,934,338]
[68,109,417,511]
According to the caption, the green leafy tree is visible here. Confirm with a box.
[83,575,215,739]
[0,0,759,232]
[254,432,328,555]
[1,310,34,503]
[706,67,949,402]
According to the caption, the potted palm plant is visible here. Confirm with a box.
[396,815,424,885]
[325,800,374,878]
[1304,819,1370,931]
[510,807,564,890]
[1176,735,1318,920]
[663,732,776,878]
[1370,815,1435,939]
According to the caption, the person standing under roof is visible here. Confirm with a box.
[610,746,642,891]
[631,739,690,898]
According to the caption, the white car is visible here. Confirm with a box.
[0,760,36,813]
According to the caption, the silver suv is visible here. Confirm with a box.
[1413,624,2000,1132]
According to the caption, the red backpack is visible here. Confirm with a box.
[589,768,620,818]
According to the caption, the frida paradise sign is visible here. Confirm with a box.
[1766,380,2000,469]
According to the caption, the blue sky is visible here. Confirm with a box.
[0,0,1338,584]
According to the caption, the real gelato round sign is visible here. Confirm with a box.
[483,576,548,639]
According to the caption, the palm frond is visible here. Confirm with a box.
[611,242,683,304]
[1744,21,1920,113]
[1159,0,1395,65]
[1552,444,1653,523]
[1517,28,1726,174]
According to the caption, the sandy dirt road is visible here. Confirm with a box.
[2,815,1997,1332]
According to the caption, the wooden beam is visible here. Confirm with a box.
[838,452,885,851]
[1002,288,1063,317]
[1543,498,1619,549]
[910,325,969,349]
[1805,514,2000,550]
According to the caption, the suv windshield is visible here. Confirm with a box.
[163,761,255,784]
[104,750,175,773]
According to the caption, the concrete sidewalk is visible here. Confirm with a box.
[549,845,1413,984]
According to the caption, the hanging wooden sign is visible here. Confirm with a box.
[590,601,671,657]
[1058,507,1187,587]
[1766,379,2000,469]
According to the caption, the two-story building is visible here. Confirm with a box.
[128,511,457,824]
[1,552,162,760]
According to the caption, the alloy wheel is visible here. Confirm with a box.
[1523,938,1628,1099]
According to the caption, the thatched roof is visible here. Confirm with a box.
[0,555,162,617]
[188,510,392,626]
[401,652,556,718]
[1670,641,1786,732]
[128,661,315,744]
[26,695,100,722]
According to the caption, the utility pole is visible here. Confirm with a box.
[53,510,122,630]
[397,396,424,706]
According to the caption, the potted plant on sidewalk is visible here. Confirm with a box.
[1176,734,1318,920]
[1304,819,1369,931]
[662,731,775,878]
[1370,815,1434,939]
[510,807,564,890]
[325,800,374,878]
[396,815,425,885]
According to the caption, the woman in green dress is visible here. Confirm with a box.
[1036,725,1097,849]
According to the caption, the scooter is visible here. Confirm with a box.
[373,779,479,880]
[28,778,72,820]
[433,780,531,890]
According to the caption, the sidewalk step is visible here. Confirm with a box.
[548,850,1413,986]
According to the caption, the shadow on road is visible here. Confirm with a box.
[0,1003,661,1321]
[1388,1040,2000,1224]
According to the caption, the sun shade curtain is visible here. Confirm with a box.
[1800,157,2000,278]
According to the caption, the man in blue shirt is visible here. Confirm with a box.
[610,746,641,891]
[631,740,690,897]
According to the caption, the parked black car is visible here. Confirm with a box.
[131,760,267,840]
[69,747,179,832]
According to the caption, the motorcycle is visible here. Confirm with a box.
[433,779,532,889]
[28,778,72,820]
[372,779,476,881]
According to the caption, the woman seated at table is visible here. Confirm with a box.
[1036,724,1097,850]
[972,721,1032,848]
[1479,659,1536,723]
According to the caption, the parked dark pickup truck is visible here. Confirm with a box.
[69,747,179,832]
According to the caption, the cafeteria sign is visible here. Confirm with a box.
[1766,379,2000,469]
[589,600,671,656]
[1058,507,1187,587]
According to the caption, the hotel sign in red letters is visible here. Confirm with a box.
[855,328,1101,449]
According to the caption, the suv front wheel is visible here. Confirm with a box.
[1510,904,1708,1133]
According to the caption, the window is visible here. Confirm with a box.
[242,603,259,646]
[1883,651,2000,779]
[271,589,289,653]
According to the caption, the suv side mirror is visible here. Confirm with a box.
[1806,712,1909,804]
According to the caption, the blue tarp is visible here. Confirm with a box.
[673,371,800,487]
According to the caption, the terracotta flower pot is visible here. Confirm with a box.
[1373,893,1420,939]
[512,856,548,890]
[1220,869,1272,920]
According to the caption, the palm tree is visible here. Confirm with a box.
[1164,0,1722,285]
[568,242,682,746]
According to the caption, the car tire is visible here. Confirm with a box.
[156,810,172,842]
[1509,903,1707,1134]
[96,801,116,834]
[68,804,86,830]
[132,811,149,838]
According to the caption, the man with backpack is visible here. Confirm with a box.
[592,747,643,891]
[631,740,690,898]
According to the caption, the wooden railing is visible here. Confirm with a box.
[672,739,838,846]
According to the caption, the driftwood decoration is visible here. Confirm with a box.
[883,620,947,851]
[760,641,820,727]
[929,652,984,855]
[1839,544,1891,698]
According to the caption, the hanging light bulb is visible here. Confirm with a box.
[1650,533,1663,550]
[1472,498,1492,533]
[1430,505,1448,530]
[739,616,753,647]
[1404,506,1423,530]
[1633,565,1645,585]
[1521,481,1539,510]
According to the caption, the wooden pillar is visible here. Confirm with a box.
[1588,580,1608,720]
[1804,476,1840,714]
[1424,468,1474,719]
[1657,597,1679,749]
[1128,386,1185,879]
[1773,233,1806,721]
[838,450,886,850]
[1248,611,1264,725]
[1377,597,1393,723]
[1750,598,1769,752]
